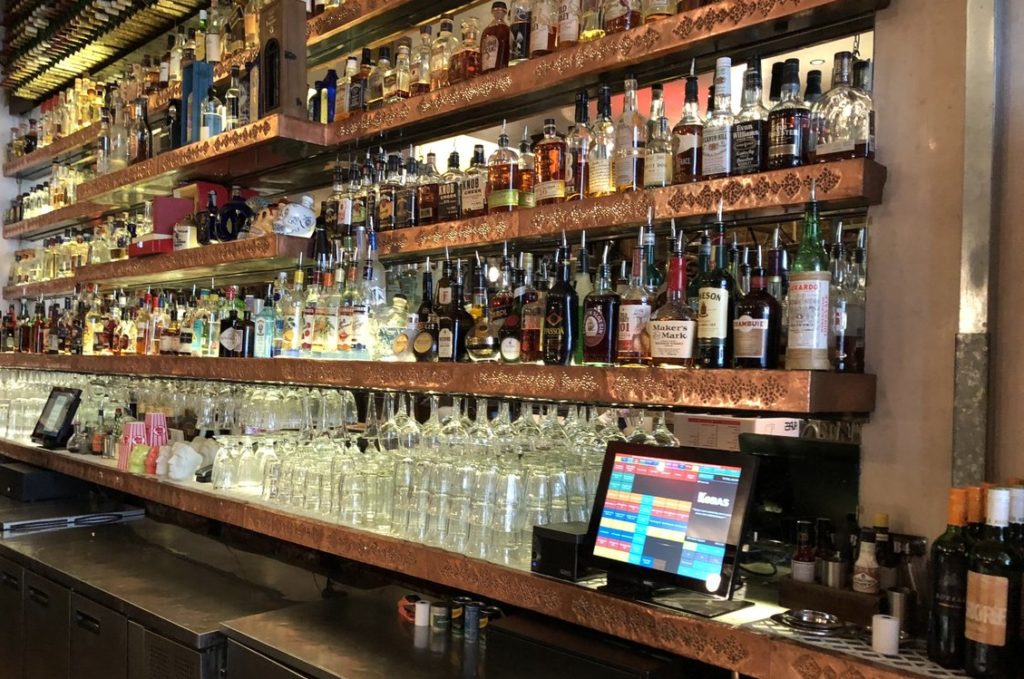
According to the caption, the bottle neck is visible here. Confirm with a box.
[748,267,767,292]
[649,94,664,119]
[667,254,685,299]
[623,83,638,113]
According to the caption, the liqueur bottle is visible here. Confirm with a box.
[964,488,1023,678]
[672,72,703,182]
[602,0,641,34]
[480,2,511,74]
[928,488,970,669]
[617,224,652,366]
[647,233,696,367]
[534,118,567,205]
[583,244,620,365]
[696,204,735,368]
[733,246,781,368]
[367,47,390,110]
[588,83,617,198]
[614,75,646,192]
[487,122,520,212]
[732,59,769,175]
[703,57,734,179]
[785,182,831,370]
[541,238,578,365]
[768,58,811,169]
[566,90,592,200]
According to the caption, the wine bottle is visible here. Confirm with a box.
[927,487,970,669]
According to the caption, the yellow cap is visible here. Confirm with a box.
[873,512,889,528]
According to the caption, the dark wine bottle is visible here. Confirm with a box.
[928,487,970,669]
[542,243,578,365]
[964,487,1023,678]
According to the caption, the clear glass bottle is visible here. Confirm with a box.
[566,90,592,200]
[785,184,830,369]
[449,18,481,86]
[530,0,557,57]
[644,84,673,188]
[768,58,811,169]
[224,66,242,131]
[481,2,511,74]
[732,61,769,175]
[614,75,646,192]
[430,16,459,91]
[509,0,532,64]
[672,73,703,182]
[390,45,412,101]
[535,118,567,205]
[579,0,605,41]
[367,47,390,110]
[462,145,489,218]
[703,57,734,178]
[617,225,652,366]
[200,88,224,140]
[588,83,616,197]
[487,122,520,213]
[602,0,641,34]
[411,28,433,95]
[811,50,875,163]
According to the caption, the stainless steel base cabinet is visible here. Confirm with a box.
[0,555,23,679]
[128,622,225,679]
[22,570,69,679]
[70,592,128,679]
[227,640,307,679]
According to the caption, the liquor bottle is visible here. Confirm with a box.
[367,47,390,110]
[278,267,305,358]
[811,51,875,163]
[487,122,520,212]
[378,154,401,230]
[391,46,412,101]
[130,98,153,164]
[411,28,433,95]
[618,225,652,366]
[438,150,463,222]
[846,228,867,370]
[830,222,859,372]
[786,183,830,370]
[557,0,581,49]
[438,262,474,362]
[200,88,224,141]
[417,152,442,224]
[768,59,811,169]
[349,48,372,112]
[573,233,593,364]
[449,18,481,85]
[964,488,1023,678]
[696,206,736,368]
[928,488,970,669]
[589,83,616,197]
[170,26,186,84]
[566,90,592,200]
[462,145,489,218]
[535,118,567,205]
[804,69,823,105]
[520,259,548,363]
[685,230,710,309]
[614,75,646,192]
[583,244,620,365]
[644,84,673,188]
[436,255,454,311]
[396,154,418,229]
[602,0,641,34]
[648,233,696,367]
[530,0,557,57]
[206,0,224,64]
[489,245,516,336]
[518,126,536,208]
[580,0,605,41]
[430,16,459,91]
[253,284,276,358]
[160,35,173,90]
[467,264,499,362]
[703,57,734,179]
[244,0,260,49]
[733,246,781,368]
[643,0,672,22]
[509,0,532,64]
[218,185,253,242]
[542,239,578,365]
[642,223,664,297]
[217,288,241,357]
[733,60,769,175]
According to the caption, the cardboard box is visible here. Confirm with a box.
[128,235,173,258]
[672,414,801,452]
[151,197,194,236]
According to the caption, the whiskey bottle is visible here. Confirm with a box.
[614,75,646,192]
[696,206,735,368]
[502,254,532,363]
[348,48,372,112]
[703,57,734,179]
[509,0,532,64]
[367,47,390,110]
[804,70,823,105]
[438,262,474,362]
[644,84,673,188]
[643,0,672,22]
[449,18,481,85]
[786,183,830,370]
[646,233,696,367]
[462,145,489,218]
[811,51,875,163]
[686,230,710,310]
[411,28,433,95]
[417,153,442,225]
[396,154,418,230]
[520,258,548,362]
[535,118,567,205]
[490,246,516,338]
[602,0,641,34]
[618,225,652,366]
[530,0,557,58]
[481,2,511,74]
[733,246,781,368]
[583,243,620,365]
[588,83,616,197]
[488,122,520,212]
[430,16,459,91]
[768,59,811,169]
[566,90,592,200]
[557,0,581,49]
[732,61,769,175]
[928,488,970,670]
[518,126,536,208]
[542,241,579,365]
[438,150,463,222]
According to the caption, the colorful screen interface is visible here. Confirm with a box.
[593,453,742,586]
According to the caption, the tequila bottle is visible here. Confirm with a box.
[588,83,616,197]
[614,75,646,192]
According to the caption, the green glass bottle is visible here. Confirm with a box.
[786,181,831,370]
[927,487,970,669]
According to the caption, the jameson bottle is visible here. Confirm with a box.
[733,246,780,368]
[542,242,578,365]
[964,488,1023,678]
[928,488,970,669]
[583,243,620,366]
[785,182,831,370]
[696,206,735,368]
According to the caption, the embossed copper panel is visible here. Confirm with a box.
[307,0,410,43]
[377,213,519,257]
[2,202,112,240]
[0,354,876,413]
[3,124,102,179]
[0,438,905,679]
[75,115,328,204]
[2,278,76,300]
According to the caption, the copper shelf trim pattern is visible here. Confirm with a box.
[2,201,111,240]
[3,123,102,178]
[0,354,876,413]
[306,0,408,43]
[0,438,926,679]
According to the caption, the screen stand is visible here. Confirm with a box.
[599,571,753,619]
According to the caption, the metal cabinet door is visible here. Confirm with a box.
[70,593,128,679]
[227,640,308,679]
[22,570,69,679]
[0,555,23,679]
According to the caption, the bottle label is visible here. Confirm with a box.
[643,0,671,13]
[510,11,531,61]
[530,21,552,53]
[462,173,486,212]
[558,0,581,42]
[769,113,808,160]
[437,287,452,306]
[159,62,170,83]
[617,304,651,356]
[206,33,221,62]
[614,155,639,190]
[732,120,763,174]
[522,310,543,332]
[815,139,856,157]
[852,563,879,594]
[413,330,434,355]
[219,327,240,353]
[733,315,768,359]
[786,271,830,367]
[438,328,454,359]
[703,125,731,176]
[697,287,729,339]
[615,127,637,154]
[519,186,536,209]
[348,82,365,111]
[966,571,1009,647]
[535,180,565,202]
[588,158,612,195]
[500,336,521,361]
[648,319,695,359]
[488,188,519,210]
[481,35,500,71]
[378,193,394,223]
[644,152,672,187]
[396,188,415,227]
[254,318,273,358]
[351,306,371,352]
[337,308,355,351]
[437,182,460,222]
[583,307,607,348]
[833,299,848,334]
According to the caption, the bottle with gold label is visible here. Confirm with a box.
[487,122,520,213]
[588,84,616,197]
[534,118,567,205]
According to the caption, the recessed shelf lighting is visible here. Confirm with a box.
[810,58,826,65]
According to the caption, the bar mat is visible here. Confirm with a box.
[745,617,969,678]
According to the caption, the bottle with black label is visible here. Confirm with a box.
[509,0,532,64]
[732,59,768,175]
[437,150,463,222]
[461,145,488,218]
[768,58,811,169]
[583,243,620,366]
[964,488,1022,678]
[928,488,970,669]
[732,245,780,368]
[437,261,473,362]
[542,241,578,365]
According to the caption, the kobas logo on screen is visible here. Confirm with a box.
[696,492,731,508]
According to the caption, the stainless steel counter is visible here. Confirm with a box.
[0,519,322,649]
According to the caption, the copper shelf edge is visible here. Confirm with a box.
[3,123,102,178]
[326,0,885,145]
[0,354,876,413]
[1,235,308,300]
[306,0,410,44]
[0,438,919,679]
[2,201,112,240]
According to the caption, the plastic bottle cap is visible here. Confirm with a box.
[872,513,889,529]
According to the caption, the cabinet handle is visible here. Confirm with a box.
[74,610,101,635]
[27,586,48,607]
[1,571,18,590]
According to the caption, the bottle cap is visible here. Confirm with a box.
[714,57,732,93]
[492,1,507,9]
[872,512,888,529]
[966,485,985,523]
[378,46,391,61]
[947,487,968,527]
[1009,487,1024,524]
[987,488,1011,527]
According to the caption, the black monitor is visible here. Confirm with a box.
[31,388,82,450]
[583,442,758,616]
